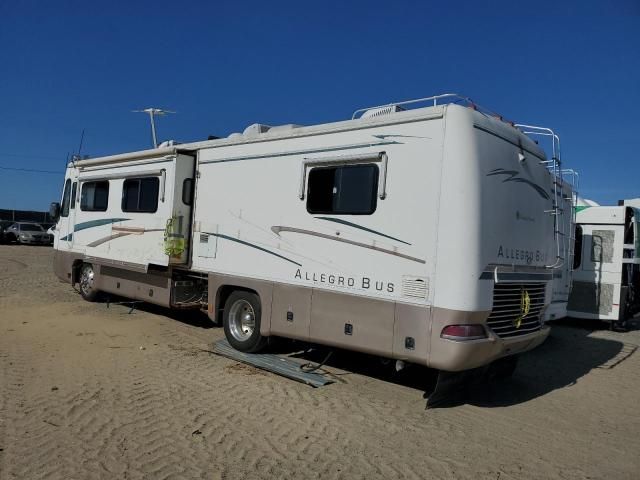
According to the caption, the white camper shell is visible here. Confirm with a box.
[568,205,640,326]
[52,94,561,373]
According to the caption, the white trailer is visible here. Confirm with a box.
[567,205,640,328]
[51,94,562,379]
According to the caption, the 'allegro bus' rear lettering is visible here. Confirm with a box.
[295,269,394,293]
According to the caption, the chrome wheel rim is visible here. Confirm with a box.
[228,299,256,342]
[80,265,94,295]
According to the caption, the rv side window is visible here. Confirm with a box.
[60,179,71,217]
[81,181,110,212]
[307,164,379,215]
[573,225,583,269]
[70,182,77,209]
[122,177,160,213]
[182,178,194,206]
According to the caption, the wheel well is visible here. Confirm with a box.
[216,285,259,317]
[71,260,85,285]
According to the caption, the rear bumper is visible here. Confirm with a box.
[429,307,550,372]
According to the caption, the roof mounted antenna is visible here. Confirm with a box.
[71,128,85,166]
[133,108,175,148]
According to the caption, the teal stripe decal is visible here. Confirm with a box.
[74,218,130,232]
[207,232,302,267]
[60,218,130,242]
[316,217,411,245]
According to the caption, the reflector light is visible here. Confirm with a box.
[441,324,487,340]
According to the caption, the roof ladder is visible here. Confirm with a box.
[514,124,568,269]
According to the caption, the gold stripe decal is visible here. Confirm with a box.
[271,226,426,264]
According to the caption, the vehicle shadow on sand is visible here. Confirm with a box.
[95,293,216,329]
[461,324,632,408]
[280,324,631,409]
[91,294,634,409]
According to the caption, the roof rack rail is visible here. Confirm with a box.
[351,93,504,120]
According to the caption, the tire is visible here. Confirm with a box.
[223,291,267,353]
[79,263,99,301]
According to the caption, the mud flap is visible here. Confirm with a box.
[426,356,519,408]
[426,367,485,408]
[613,286,629,332]
[486,355,519,381]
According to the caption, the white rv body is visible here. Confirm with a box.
[53,97,558,372]
[567,205,640,324]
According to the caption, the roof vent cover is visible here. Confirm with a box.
[243,123,272,137]
[361,104,405,119]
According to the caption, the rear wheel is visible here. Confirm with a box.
[79,263,99,301]
[223,291,267,353]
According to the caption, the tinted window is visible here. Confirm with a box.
[182,178,194,206]
[81,181,110,211]
[122,177,159,213]
[70,182,77,209]
[61,179,71,217]
[307,164,379,215]
[573,225,583,269]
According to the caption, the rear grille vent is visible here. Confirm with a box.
[486,283,545,338]
[402,276,428,299]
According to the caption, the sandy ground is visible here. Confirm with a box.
[1,246,640,480]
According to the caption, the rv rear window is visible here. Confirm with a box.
[122,177,160,213]
[80,181,110,212]
[307,164,379,215]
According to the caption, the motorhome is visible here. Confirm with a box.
[51,94,561,379]
[567,205,640,328]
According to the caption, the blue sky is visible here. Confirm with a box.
[0,0,638,210]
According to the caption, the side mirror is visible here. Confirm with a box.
[49,202,60,220]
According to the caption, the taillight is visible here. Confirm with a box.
[441,324,487,341]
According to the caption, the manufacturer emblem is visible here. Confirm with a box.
[514,288,530,328]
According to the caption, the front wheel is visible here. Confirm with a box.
[79,263,99,301]
[223,291,267,353]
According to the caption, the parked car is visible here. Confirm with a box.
[4,222,52,245]
[0,220,13,244]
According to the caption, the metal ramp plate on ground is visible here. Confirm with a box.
[213,339,334,388]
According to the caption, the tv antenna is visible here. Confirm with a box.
[133,108,175,148]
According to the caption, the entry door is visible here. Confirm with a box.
[57,177,78,250]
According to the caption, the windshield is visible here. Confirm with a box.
[21,223,44,231]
